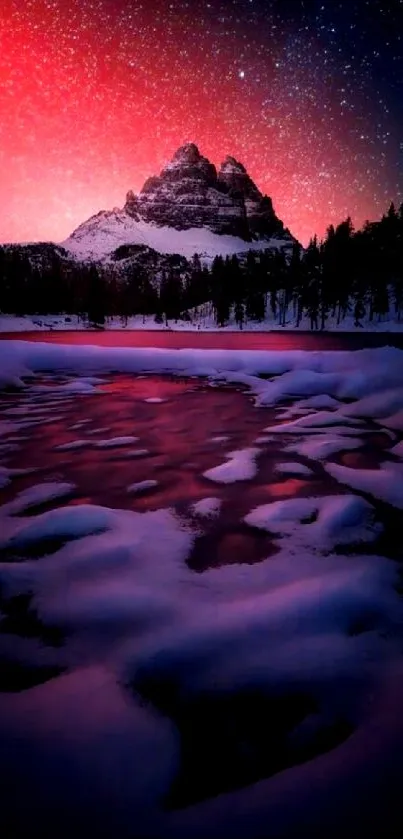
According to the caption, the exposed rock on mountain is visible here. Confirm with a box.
[217,155,262,201]
[218,155,285,239]
[124,143,249,239]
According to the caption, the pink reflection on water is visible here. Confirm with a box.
[1,329,398,350]
[264,479,310,498]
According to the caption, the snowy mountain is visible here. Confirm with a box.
[62,143,296,263]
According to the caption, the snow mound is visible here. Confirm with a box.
[265,411,363,434]
[1,482,75,516]
[390,440,403,459]
[203,447,259,484]
[0,467,12,489]
[55,439,88,451]
[127,480,159,495]
[190,497,222,518]
[0,504,112,551]
[244,494,381,551]
[124,448,150,458]
[326,462,403,509]
[284,434,362,460]
[295,395,342,410]
[95,436,140,448]
[274,462,313,476]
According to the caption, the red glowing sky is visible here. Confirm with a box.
[0,0,401,246]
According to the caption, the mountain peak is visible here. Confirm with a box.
[168,142,202,167]
[218,155,262,203]
[80,142,294,247]
[219,155,247,176]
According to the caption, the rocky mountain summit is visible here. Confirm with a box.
[123,143,287,242]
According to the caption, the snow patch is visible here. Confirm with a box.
[124,449,150,458]
[55,439,89,451]
[274,462,313,476]
[127,480,159,495]
[190,497,222,518]
[203,447,259,484]
[61,211,290,264]
[285,434,362,460]
[95,436,140,449]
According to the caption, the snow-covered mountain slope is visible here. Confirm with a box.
[62,143,297,263]
[62,208,293,263]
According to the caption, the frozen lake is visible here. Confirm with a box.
[1,343,403,838]
[1,328,403,350]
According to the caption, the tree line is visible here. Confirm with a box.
[0,202,402,328]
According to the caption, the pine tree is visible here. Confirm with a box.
[160,267,182,323]
[86,265,106,326]
[211,256,230,326]
[302,237,321,330]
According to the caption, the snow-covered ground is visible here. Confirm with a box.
[1,310,403,332]
[1,340,403,837]
[61,209,291,263]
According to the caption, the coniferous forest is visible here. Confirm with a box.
[0,203,402,329]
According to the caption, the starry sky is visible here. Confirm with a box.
[0,0,402,245]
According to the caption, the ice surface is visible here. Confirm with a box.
[144,397,165,404]
[203,447,259,483]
